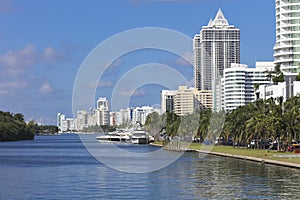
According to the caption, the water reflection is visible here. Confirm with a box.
[0,134,299,199]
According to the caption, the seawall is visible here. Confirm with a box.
[150,143,300,169]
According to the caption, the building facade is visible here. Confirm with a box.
[161,86,213,116]
[114,108,131,126]
[174,86,194,116]
[160,90,176,114]
[215,62,274,112]
[57,113,65,130]
[256,79,300,102]
[194,9,240,90]
[131,106,156,126]
[193,90,213,111]
[96,97,110,126]
[274,0,300,75]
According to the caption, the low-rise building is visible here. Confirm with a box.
[256,78,300,102]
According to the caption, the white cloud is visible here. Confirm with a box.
[44,47,65,63]
[39,82,53,94]
[0,45,63,98]
[0,80,28,95]
[97,58,123,70]
[0,89,10,95]
[0,44,65,70]
[0,44,38,69]
[110,58,123,68]
[0,80,28,89]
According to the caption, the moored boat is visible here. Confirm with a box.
[97,130,131,143]
[131,130,149,144]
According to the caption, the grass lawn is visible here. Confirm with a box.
[152,141,300,164]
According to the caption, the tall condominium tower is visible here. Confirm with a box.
[194,9,240,90]
[274,0,300,75]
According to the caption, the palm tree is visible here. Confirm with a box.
[144,112,161,138]
[283,96,300,144]
[197,109,211,142]
[272,64,284,84]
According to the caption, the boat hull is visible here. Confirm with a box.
[131,137,149,144]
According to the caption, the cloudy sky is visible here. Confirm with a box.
[0,0,275,124]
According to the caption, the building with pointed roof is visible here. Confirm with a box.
[193,9,240,91]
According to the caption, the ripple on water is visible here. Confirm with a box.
[0,134,300,199]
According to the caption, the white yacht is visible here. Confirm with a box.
[131,130,149,144]
[97,129,131,143]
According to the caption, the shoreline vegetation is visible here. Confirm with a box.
[0,111,58,142]
[144,96,300,152]
[143,95,300,168]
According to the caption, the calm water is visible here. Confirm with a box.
[0,134,299,200]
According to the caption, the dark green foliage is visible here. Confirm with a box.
[145,96,300,150]
[37,125,59,135]
[272,73,284,83]
[272,64,284,84]
[0,111,60,140]
[0,111,35,141]
[254,83,260,91]
[223,96,300,149]
[296,72,300,81]
[144,110,214,141]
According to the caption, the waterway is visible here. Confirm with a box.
[0,134,299,199]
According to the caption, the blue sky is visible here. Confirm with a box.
[0,0,275,124]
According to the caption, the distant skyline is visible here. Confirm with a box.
[0,0,275,124]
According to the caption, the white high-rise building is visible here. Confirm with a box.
[218,62,274,112]
[131,106,155,126]
[96,97,110,126]
[76,110,88,130]
[274,0,300,75]
[115,108,131,126]
[57,113,66,132]
[73,97,110,130]
[194,9,240,90]
[97,97,109,110]
[57,113,65,130]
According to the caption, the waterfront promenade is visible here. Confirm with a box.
[151,142,300,169]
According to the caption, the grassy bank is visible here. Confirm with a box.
[152,141,300,165]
